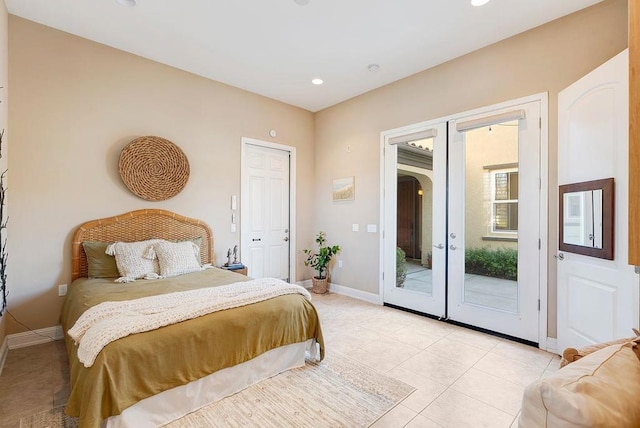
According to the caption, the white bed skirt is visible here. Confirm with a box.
[105,339,319,428]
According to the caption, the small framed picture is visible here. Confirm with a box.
[332,177,355,201]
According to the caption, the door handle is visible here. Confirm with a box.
[252,238,261,242]
[450,233,456,239]
[433,244,444,249]
[284,237,289,242]
[450,245,457,250]
[554,253,564,261]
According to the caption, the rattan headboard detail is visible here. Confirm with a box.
[71,209,213,281]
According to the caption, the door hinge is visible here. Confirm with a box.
[538,239,541,250]
[539,117,542,129]
[635,266,640,274]
[538,299,541,311]
[382,272,384,280]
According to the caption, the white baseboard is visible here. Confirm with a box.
[329,282,381,305]
[7,325,64,350]
[296,279,313,288]
[545,337,558,354]
[0,336,8,377]
[297,279,381,305]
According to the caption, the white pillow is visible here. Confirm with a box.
[105,239,162,282]
[153,240,202,278]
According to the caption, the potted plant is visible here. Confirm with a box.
[396,247,407,287]
[303,231,340,294]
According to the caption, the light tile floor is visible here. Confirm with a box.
[0,293,560,428]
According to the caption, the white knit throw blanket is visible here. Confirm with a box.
[68,278,311,367]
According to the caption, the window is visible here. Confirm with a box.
[491,169,518,233]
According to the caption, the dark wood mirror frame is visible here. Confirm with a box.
[559,178,614,260]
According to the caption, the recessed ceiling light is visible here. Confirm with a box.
[311,78,324,85]
[294,0,310,5]
[368,64,380,73]
[471,0,490,6]
[116,0,137,6]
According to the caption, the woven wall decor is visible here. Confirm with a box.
[119,136,190,201]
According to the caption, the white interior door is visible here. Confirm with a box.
[447,101,541,343]
[557,49,639,351]
[241,142,291,281]
[382,122,447,317]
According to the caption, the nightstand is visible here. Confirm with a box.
[220,266,248,276]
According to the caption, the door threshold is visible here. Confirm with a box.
[383,303,538,348]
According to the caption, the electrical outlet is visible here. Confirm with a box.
[58,284,68,297]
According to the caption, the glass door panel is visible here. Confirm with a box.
[463,121,519,313]
[383,123,446,317]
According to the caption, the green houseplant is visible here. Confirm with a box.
[303,231,340,294]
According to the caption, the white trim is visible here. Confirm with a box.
[0,336,8,377]
[240,137,297,282]
[6,325,63,349]
[545,337,558,355]
[327,283,381,305]
[298,280,381,305]
[379,92,549,345]
[538,93,550,350]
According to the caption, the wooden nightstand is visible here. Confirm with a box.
[220,266,248,276]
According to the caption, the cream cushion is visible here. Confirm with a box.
[519,343,640,427]
[153,240,201,278]
[106,239,162,281]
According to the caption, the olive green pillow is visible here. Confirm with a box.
[82,241,119,278]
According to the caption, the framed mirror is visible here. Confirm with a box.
[559,178,614,260]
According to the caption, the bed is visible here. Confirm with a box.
[60,209,324,427]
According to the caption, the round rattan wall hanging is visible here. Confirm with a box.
[119,136,190,201]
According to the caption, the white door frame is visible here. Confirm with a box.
[379,92,550,350]
[241,137,297,282]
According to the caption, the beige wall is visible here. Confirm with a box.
[6,17,315,334]
[314,0,628,338]
[0,2,7,346]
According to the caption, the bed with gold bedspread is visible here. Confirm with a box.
[60,209,324,427]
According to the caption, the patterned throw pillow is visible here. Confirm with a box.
[153,240,202,278]
[106,239,163,282]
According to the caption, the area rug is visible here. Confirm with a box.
[21,353,414,427]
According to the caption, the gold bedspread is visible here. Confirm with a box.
[60,268,324,427]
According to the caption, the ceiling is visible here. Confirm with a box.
[6,0,603,112]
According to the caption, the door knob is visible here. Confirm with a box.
[554,253,564,261]
[450,245,457,250]
[450,233,456,239]
[433,244,444,249]
[284,237,289,242]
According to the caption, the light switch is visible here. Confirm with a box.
[352,224,359,232]
[231,195,237,210]
[231,223,237,233]
[367,224,377,233]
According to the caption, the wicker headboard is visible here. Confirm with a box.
[71,209,213,281]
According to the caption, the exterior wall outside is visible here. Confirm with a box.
[465,124,518,251]
[313,0,628,338]
[7,17,315,334]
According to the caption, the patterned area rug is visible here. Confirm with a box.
[21,353,414,428]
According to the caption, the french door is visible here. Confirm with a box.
[382,122,447,317]
[448,101,541,342]
[382,98,543,343]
